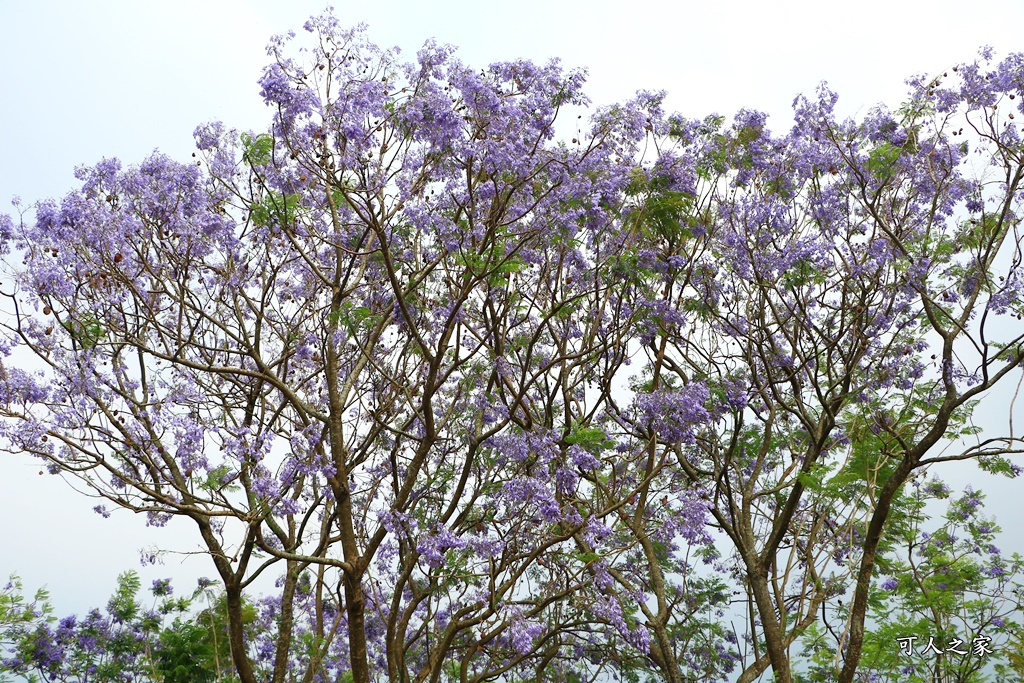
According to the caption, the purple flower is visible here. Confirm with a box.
[985,564,1006,578]
[635,383,711,445]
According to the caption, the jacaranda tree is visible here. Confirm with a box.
[2,9,1023,683]
[797,481,1024,682]
[0,13,723,683]
[617,50,1024,682]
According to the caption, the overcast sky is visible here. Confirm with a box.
[2,0,1023,620]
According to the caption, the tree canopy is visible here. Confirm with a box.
[2,11,1024,683]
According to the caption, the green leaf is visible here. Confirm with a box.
[240,132,275,167]
[200,465,240,493]
[565,426,614,454]
[106,571,141,624]
[61,314,105,350]
[249,192,300,228]
[865,141,903,177]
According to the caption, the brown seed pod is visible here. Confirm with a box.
[114,253,124,263]
[43,306,51,315]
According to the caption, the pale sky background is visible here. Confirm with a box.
[1,0,1023,623]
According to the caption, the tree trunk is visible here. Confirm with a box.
[747,565,793,683]
[344,567,371,683]
[272,560,299,683]
[225,581,260,683]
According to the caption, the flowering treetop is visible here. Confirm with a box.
[2,10,1024,683]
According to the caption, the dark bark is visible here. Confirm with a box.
[272,560,299,683]
[225,581,259,683]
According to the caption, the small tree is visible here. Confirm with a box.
[798,480,1024,682]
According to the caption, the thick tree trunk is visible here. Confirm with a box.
[747,567,793,683]
[325,284,374,683]
[839,455,916,683]
[272,560,299,683]
[344,568,371,683]
[195,513,259,683]
[225,581,260,683]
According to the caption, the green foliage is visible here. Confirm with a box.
[0,570,264,683]
[1007,627,1024,678]
[564,425,614,454]
[189,587,263,680]
[328,301,383,335]
[249,191,301,228]
[106,570,142,624]
[199,464,241,492]
[61,313,105,350]
[780,256,826,289]
[156,619,217,683]
[0,575,51,628]
[624,167,696,248]
[865,141,904,177]
[240,132,275,167]
[797,484,1024,682]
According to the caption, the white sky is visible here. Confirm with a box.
[2,0,1023,620]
